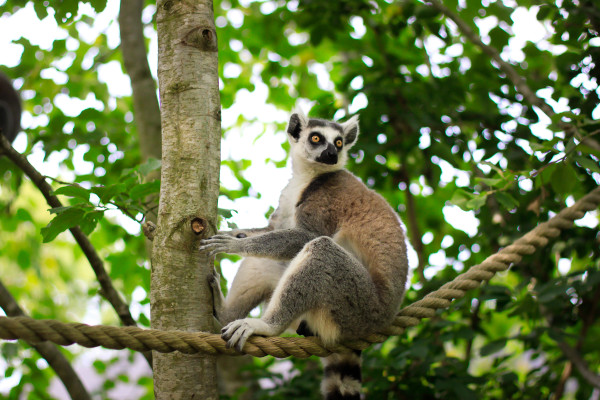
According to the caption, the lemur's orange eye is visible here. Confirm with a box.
[335,139,343,148]
[311,135,320,143]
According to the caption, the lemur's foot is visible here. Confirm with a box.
[207,269,224,328]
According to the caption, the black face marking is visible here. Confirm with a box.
[316,143,338,165]
[307,118,343,133]
[309,131,324,146]
[287,113,303,141]
[334,136,343,149]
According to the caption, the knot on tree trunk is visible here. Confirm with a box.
[182,26,218,52]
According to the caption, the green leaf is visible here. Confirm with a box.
[475,177,503,188]
[218,208,235,219]
[537,284,566,303]
[40,207,85,243]
[92,184,127,203]
[138,158,162,176]
[495,191,519,210]
[89,0,108,13]
[48,206,74,215]
[15,208,33,222]
[129,180,161,201]
[54,185,90,201]
[573,156,600,173]
[450,189,473,210]
[489,26,510,50]
[480,338,507,356]
[550,163,578,194]
[17,249,31,269]
[79,210,104,235]
[138,313,150,327]
[93,360,107,373]
[466,193,488,210]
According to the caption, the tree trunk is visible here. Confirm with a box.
[152,0,221,398]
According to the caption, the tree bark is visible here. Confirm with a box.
[152,0,221,398]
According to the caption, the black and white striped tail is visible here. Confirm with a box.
[321,351,362,400]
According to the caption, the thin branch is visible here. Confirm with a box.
[428,0,600,153]
[0,279,91,400]
[43,176,147,222]
[428,0,554,116]
[556,341,600,389]
[552,360,573,400]
[0,134,152,367]
[367,22,428,281]
[464,298,481,365]
[397,168,427,282]
[546,288,600,396]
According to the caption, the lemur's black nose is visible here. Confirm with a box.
[317,143,338,165]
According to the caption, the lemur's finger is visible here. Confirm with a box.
[221,321,238,341]
[209,249,224,258]
[235,328,253,352]
[227,328,245,349]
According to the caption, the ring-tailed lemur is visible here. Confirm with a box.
[200,110,409,399]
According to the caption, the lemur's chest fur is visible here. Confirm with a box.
[275,170,316,229]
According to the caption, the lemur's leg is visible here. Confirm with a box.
[221,236,380,351]
[214,257,286,325]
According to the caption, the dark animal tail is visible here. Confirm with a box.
[0,72,22,143]
[321,351,362,400]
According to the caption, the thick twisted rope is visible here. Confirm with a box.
[2,187,599,358]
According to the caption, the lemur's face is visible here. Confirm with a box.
[286,112,359,170]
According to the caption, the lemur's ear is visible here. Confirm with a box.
[287,109,308,141]
[341,114,359,148]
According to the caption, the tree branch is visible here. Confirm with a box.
[397,168,427,282]
[428,0,600,152]
[0,279,91,400]
[118,0,162,167]
[0,134,152,367]
[556,341,600,388]
[428,0,554,116]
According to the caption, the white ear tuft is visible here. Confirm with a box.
[292,108,309,126]
[341,114,359,147]
[287,109,309,141]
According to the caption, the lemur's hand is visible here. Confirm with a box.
[199,235,245,258]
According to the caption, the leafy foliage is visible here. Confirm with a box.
[213,0,600,398]
[0,0,599,398]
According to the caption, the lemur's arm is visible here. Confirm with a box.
[200,228,317,260]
